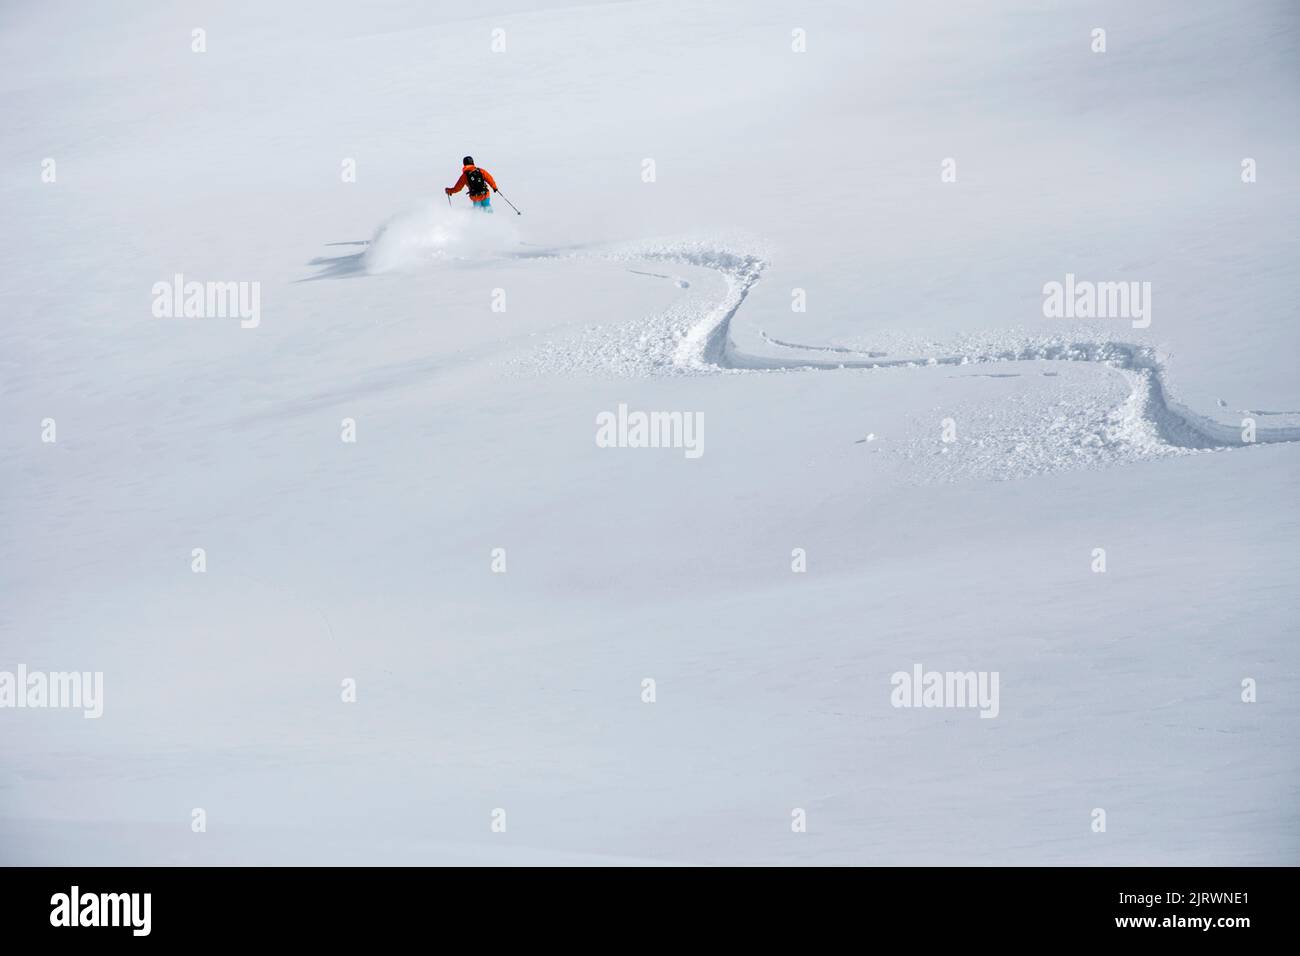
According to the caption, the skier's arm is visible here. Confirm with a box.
[481,168,498,192]
[445,171,468,195]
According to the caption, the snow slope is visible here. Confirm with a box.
[1,0,1297,865]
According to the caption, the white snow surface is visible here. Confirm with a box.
[1,0,1298,864]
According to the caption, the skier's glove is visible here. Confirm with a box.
[444,187,453,195]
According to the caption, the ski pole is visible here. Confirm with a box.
[495,191,522,215]
[447,192,452,208]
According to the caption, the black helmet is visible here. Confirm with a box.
[462,155,474,166]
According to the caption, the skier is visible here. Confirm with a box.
[445,156,498,212]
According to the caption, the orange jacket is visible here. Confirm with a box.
[448,164,497,200]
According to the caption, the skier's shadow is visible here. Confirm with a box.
[301,238,602,281]
[300,241,369,281]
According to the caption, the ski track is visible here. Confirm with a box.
[467,236,1296,478]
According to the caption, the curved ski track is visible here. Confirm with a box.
[567,240,1300,457]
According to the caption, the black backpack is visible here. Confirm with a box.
[464,166,487,196]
